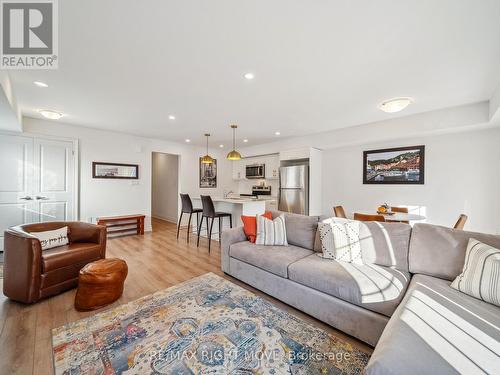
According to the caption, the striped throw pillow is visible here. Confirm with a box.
[318,218,363,264]
[451,238,500,307]
[255,214,288,246]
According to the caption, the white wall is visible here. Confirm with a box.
[322,127,500,234]
[23,118,237,231]
[237,103,500,234]
[152,152,179,222]
[0,72,22,132]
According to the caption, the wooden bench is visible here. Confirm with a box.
[97,214,146,237]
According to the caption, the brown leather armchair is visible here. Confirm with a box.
[3,221,106,304]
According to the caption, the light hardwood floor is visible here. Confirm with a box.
[0,218,371,374]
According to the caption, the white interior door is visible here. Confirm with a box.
[0,134,76,251]
[32,138,75,223]
[0,135,34,251]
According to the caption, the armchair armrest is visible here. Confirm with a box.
[3,228,43,303]
[67,222,107,258]
[221,227,247,273]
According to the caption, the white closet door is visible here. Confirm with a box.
[0,134,76,251]
[32,138,75,223]
[0,135,34,251]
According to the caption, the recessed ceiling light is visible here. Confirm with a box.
[169,115,176,120]
[378,97,413,113]
[275,131,281,136]
[244,73,254,80]
[243,139,249,143]
[219,144,224,148]
[38,109,63,120]
[33,81,48,88]
[185,139,191,143]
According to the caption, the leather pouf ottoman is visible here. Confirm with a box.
[75,258,128,311]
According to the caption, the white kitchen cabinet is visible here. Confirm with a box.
[265,198,278,211]
[231,159,245,180]
[264,154,280,179]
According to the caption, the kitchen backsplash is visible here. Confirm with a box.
[237,179,279,197]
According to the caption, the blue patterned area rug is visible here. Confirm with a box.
[52,273,369,374]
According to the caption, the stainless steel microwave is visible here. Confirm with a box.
[245,164,265,179]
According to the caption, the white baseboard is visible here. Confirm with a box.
[152,214,177,224]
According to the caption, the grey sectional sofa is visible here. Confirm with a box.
[221,211,500,374]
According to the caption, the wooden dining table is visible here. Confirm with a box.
[353,211,426,222]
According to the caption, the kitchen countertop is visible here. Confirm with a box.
[191,197,269,204]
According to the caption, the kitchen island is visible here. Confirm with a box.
[191,197,267,240]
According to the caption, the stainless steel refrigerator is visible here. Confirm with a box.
[278,165,309,215]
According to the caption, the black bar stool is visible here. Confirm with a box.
[197,195,232,252]
[177,194,203,242]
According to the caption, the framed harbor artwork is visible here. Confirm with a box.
[199,158,217,188]
[92,162,139,179]
[363,145,425,184]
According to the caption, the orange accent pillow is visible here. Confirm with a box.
[241,212,273,243]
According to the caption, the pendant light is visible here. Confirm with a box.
[201,133,214,164]
[226,124,242,160]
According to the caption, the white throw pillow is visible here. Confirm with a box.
[255,214,288,246]
[451,238,500,307]
[318,218,363,264]
[31,226,69,250]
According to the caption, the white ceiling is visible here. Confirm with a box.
[9,0,500,146]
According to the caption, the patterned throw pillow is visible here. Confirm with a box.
[318,218,363,264]
[255,214,288,246]
[451,238,500,307]
[31,226,69,250]
[241,212,273,243]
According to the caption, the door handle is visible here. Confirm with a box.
[19,196,33,200]
[35,196,49,200]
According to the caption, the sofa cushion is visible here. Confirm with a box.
[30,226,69,250]
[318,218,363,264]
[241,212,273,243]
[365,274,500,375]
[360,222,411,272]
[409,223,500,281]
[256,214,288,246]
[42,243,102,272]
[270,211,319,250]
[288,254,410,317]
[451,238,500,307]
[229,241,313,278]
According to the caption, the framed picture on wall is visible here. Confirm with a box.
[92,162,139,179]
[199,158,217,188]
[363,145,425,184]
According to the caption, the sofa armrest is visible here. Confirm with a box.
[67,222,107,258]
[3,228,43,303]
[221,227,247,273]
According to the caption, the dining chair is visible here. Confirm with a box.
[333,206,347,218]
[391,206,408,213]
[391,206,409,224]
[353,213,386,222]
[197,195,232,252]
[453,214,468,230]
[177,194,203,242]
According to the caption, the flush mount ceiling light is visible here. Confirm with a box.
[227,125,242,160]
[378,97,413,113]
[244,72,254,80]
[38,109,63,120]
[201,133,214,164]
[243,139,248,143]
[168,115,176,120]
[219,144,224,148]
[185,139,191,143]
[33,81,48,88]
[275,131,281,136]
